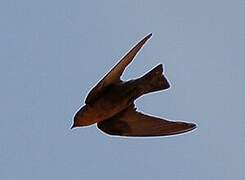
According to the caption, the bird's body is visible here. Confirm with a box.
[74,64,169,126]
[72,33,196,137]
[74,82,136,126]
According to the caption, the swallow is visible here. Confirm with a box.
[72,33,196,137]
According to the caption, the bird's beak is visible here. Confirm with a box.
[71,124,76,129]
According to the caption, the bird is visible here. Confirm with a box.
[72,33,196,137]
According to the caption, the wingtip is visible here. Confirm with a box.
[138,33,152,46]
[146,33,153,39]
[188,122,197,131]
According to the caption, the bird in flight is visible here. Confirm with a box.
[72,33,196,137]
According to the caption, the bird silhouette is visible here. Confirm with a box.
[72,33,196,137]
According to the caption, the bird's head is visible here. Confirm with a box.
[71,105,93,129]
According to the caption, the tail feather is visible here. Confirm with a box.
[137,64,170,95]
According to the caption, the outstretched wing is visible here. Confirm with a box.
[85,33,152,104]
[97,106,196,137]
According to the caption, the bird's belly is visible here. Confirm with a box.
[86,86,137,124]
[87,97,129,124]
[83,81,140,125]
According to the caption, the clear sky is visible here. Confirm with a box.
[1,0,245,179]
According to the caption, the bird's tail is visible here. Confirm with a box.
[136,64,170,96]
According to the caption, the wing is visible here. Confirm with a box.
[85,33,152,104]
[97,106,196,137]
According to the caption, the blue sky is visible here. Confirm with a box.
[1,0,245,179]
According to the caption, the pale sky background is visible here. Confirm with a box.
[1,0,245,179]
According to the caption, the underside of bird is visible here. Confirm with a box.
[97,104,196,137]
[73,33,196,137]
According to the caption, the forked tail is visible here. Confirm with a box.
[136,64,170,96]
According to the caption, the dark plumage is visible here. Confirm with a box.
[72,33,196,137]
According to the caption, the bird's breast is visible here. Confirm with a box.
[85,82,139,124]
